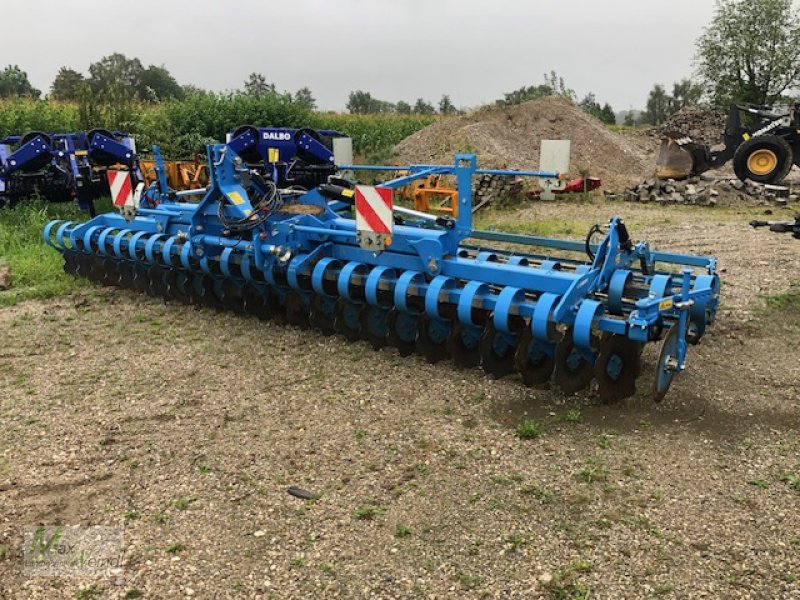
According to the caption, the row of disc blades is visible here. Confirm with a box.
[63,249,662,403]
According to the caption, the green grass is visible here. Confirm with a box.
[0,199,101,306]
[516,419,546,440]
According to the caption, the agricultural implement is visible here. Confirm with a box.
[44,145,720,402]
[0,130,139,214]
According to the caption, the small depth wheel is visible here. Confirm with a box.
[479,319,518,379]
[594,335,642,403]
[514,328,555,386]
[553,329,595,395]
[309,293,336,335]
[447,320,483,369]
[334,298,362,342]
[386,308,418,356]
[416,314,451,363]
[359,304,390,350]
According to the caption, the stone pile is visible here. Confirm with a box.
[650,107,728,146]
[607,177,796,206]
[471,174,523,209]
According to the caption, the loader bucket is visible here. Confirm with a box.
[655,132,714,180]
[655,136,695,180]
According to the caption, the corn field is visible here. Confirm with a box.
[0,95,436,160]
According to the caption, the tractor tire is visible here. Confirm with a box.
[733,135,793,184]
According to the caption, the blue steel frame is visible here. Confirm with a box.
[44,146,720,392]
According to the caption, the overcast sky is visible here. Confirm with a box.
[5,0,717,111]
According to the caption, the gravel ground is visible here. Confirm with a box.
[1,200,799,599]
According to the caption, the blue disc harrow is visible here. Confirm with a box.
[44,144,720,402]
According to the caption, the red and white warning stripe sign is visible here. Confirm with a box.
[355,185,393,235]
[107,170,133,207]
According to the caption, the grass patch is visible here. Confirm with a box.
[781,473,800,492]
[747,479,770,489]
[75,586,102,600]
[0,199,104,306]
[516,419,546,440]
[544,560,592,599]
[576,458,610,483]
[395,524,412,538]
[165,543,184,554]
[353,506,383,521]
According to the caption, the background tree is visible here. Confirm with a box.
[413,98,435,115]
[671,78,703,110]
[438,94,457,115]
[293,87,316,110]
[346,90,394,114]
[623,111,637,127]
[50,67,84,101]
[88,53,143,100]
[395,100,412,115]
[243,73,276,98]
[139,65,183,101]
[578,93,616,125]
[643,84,673,125]
[696,0,800,106]
[0,65,40,99]
[497,70,575,106]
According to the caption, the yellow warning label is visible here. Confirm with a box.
[659,298,674,311]
[341,189,355,198]
[268,148,280,163]
[227,191,245,205]
[742,133,750,141]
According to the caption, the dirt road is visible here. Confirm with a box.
[1,200,799,599]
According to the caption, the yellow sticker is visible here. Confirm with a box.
[227,191,245,205]
[341,189,355,198]
[742,133,750,141]
[75,150,88,156]
[659,298,674,311]
[268,148,280,163]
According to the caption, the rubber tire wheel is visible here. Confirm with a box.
[733,134,793,184]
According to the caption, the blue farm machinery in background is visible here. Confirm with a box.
[0,129,139,215]
[43,137,720,403]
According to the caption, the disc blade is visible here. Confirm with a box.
[359,304,390,350]
[553,329,594,395]
[285,291,310,330]
[594,334,641,403]
[416,314,450,363]
[386,308,417,356]
[309,293,336,336]
[447,319,482,369]
[334,298,362,342]
[514,328,555,386]
[480,318,518,379]
[652,326,680,403]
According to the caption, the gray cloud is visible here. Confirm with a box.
[5,0,716,111]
